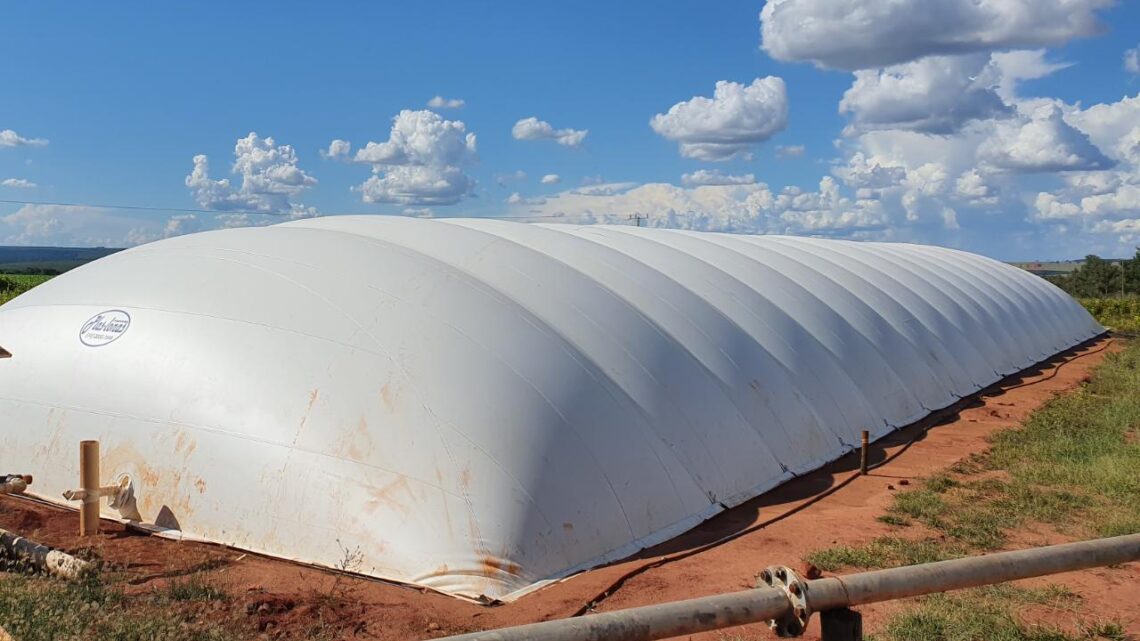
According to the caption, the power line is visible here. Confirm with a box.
[0,198,571,221]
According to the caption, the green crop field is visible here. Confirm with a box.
[0,274,52,306]
[1082,297,1140,333]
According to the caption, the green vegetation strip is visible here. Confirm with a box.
[875,585,1126,641]
[806,339,1140,640]
[1081,298,1140,333]
[0,274,52,306]
[0,573,235,641]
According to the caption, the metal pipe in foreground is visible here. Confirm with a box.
[433,534,1140,641]
[804,532,1140,611]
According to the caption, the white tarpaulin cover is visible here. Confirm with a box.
[0,217,1103,600]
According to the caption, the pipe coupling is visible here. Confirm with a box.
[758,565,811,637]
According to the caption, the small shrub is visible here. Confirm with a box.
[165,574,228,602]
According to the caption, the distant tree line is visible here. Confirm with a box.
[1045,250,1140,298]
[0,267,62,275]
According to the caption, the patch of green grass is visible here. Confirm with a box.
[1082,622,1129,641]
[984,343,1140,536]
[804,536,964,572]
[874,585,1118,641]
[891,487,950,526]
[0,572,238,641]
[1095,514,1140,538]
[925,473,961,493]
[945,505,1007,550]
[164,574,229,602]
[0,273,51,306]
[877,513,911,527]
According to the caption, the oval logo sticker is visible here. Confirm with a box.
[79,310,131,347]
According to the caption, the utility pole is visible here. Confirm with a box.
[628,213,648,227]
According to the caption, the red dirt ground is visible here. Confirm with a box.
[1,336,1135,640]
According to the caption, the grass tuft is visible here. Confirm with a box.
[876,585,1100,641]
[164,574,229,602]
[804,536,963,571]
[876,514,911,527]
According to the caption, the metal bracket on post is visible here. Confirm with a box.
[63,472,140,528]
[63,474,133,505]
[758,565,811,637]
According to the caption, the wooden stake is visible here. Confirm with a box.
[859,430,869,475]
[79,440,100,536]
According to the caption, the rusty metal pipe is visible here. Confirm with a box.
[431,534,1140,641]
[439,588,792,641]
[79,440,100,536]
[859,430,869,475]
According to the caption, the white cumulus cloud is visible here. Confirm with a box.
[988,50,1073,101]
[0,129,48,148]
[760,0,1112,70]
[186,132,318,215]
[323,139,351,159]
[0,205,188,247]
[1030,93,1140,231]
[650,77,788,161]
[359,166,475,206]
[1,178,36,189]
[955,170,1000,205]
[427,95,466,109]
[495,169,526,188]
[1126,46,1140,75]
[339,109,478,206]
[1065,94,1140,165]
[979,104,1113,172]
[505,192,547,206]
[840,54,1010,134]
[833,152,908,190]
[521,179,896,238]
[681,170,756,186]
[540,174,561,185]
[511,117,588,147]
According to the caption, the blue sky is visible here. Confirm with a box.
[1,1,1138,260]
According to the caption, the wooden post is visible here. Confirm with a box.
[79,440,100,536]
[859,430,869,475]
